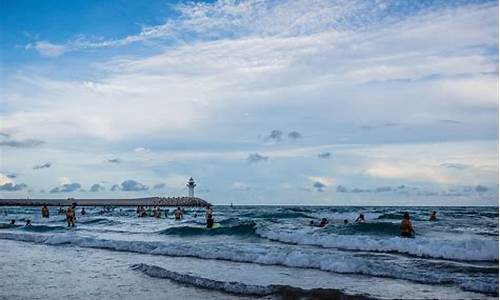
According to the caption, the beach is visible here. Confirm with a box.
[0,205,497,299]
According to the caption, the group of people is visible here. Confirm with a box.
[135,205,215,228]
[40,203,82,227]
[310,211,439,238]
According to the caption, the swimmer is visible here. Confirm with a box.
[58,207,65,214]
[10,219,15,225]
[319,218,329,227]
[41,204,49,218]
[355,214,365,223]
[66,203,76,227]
[400,212,415,238]
[175,207,183,221]
[206,213,214,228]
[81,208,86,216]
[309,220,315,226]
[343,219,348,225]
[25,219,31,226]
[429,211,437,221]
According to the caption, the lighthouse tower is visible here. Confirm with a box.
[187,177,196,198]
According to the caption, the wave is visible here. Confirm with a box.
[0,232,496,294]
[79,218,122,226]
[22,224,68,232]
[158,223,256,237]
[255,228,499,262]
[131,263,373,299]
[240,211,313,219]
[333,222,401,235]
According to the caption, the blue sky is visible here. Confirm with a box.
[0,0,498,205]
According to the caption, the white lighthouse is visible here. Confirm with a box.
[187,177,196,198]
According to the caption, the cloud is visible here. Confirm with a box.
[313,181,326,192]
[440,163,470,170]
[0,138,44,148]
[33,163,51,170]
[336,185,348,193]
[266,130,283,142]
[287,131,301,140]
[89,183,105,192]
[351,187,370,193]
[318,152,332,159]
[475,185,488,192]
[153,183,166,189]
[247,153,269,164]
[26,41,66,58]
[375,186,392,192]
[107,158,121,164]
[231,182,251,191]
[121,180,149,191]
[50,182,82,193]
[0,182,28,191]
[110,184,120,191]
[309,176,335,186]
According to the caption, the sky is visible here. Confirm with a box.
[0,0,498,205]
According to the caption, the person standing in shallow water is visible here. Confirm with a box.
[400,212,415,238]
[41,204,49,218]
[66,203,76,227]
[174,207,183,221]
[429,211,437,221]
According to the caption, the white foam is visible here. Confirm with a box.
[256,227,499,262]
[0,231,497,294]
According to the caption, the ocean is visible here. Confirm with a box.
[0,205,498,299]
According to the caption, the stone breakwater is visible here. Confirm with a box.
[0,196,211,207]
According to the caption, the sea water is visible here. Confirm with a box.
[0,206,498,299]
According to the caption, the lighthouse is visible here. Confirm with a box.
[187,177,196,198]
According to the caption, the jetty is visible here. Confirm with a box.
[0,196,211,207]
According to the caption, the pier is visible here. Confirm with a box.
[0,196,211,207]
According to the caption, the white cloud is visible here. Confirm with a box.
[0,173,14,185]
[308,176,335,186]
[27,41,66,58]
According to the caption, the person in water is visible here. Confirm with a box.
[153,207,161,219]
[400,212,415,238]
[138,206,147,217]
[309,220,315,226]
[206,213,214,228]
[319,218,329,227]
[355,214,365,223]
[10,219,15,225]
[429,211,437,221]
[58,207,65,214]
[41,204,49,218]
[66,203,76,227]
[205,206,213,221]
[343,219,349,225]
[81,208,86,216]
[25,219,31,226]
[175,207,183,221]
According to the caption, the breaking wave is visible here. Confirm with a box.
[158,223,256,237]
[131,263,373,299]
[0,232,496,294]
[256,228,499,262]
